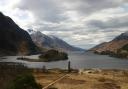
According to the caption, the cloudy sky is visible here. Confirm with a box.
[0,0,128,49]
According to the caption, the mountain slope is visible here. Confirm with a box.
[0,12,38,56]
[90,32,128,53]
[28,30,84,52]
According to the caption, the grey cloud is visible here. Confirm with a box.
[87,15,128,29]
[15,0,128,48]
[18,0,67,23]
[63,0,126,15]
[17,0,127,23]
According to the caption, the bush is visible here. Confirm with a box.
[0,62,29,89]
[9,74,42,89]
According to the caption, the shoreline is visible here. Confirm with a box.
[1,61,128,70]
[17,57,68,62]
[1,62,128,89]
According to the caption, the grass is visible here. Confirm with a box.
[0,62,42,89]
[33,69,128,89]
[1,62,128,89]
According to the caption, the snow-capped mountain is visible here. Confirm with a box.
[27,30,85,52]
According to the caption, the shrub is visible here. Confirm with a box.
[8,74,42,89]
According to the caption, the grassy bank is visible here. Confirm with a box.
[1,62,128,89]
[33,69,128,89]
[0,62,41,89]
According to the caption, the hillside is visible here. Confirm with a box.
[0,12,38,56]
[90,32,128,54]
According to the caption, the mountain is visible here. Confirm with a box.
[113,31,128,41]
[28,30,85,52]
[0,12,38,56]
[89,31,128,54]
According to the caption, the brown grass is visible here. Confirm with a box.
[58,78,85,84]
[34,69,128,89]
[91,83,121,89]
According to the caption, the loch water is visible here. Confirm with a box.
[0,52,128,69]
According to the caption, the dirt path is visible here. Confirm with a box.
[42,74,68,89]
